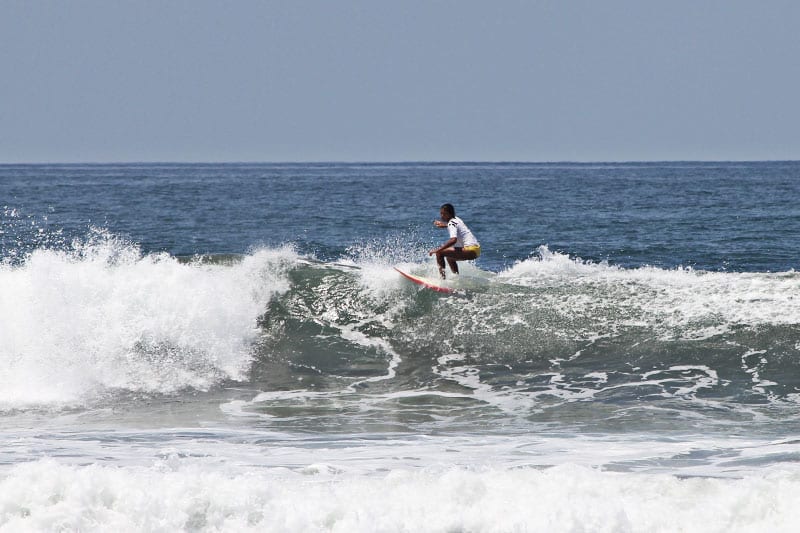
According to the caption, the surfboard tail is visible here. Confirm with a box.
[394,267,457,294]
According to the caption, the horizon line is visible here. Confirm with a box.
[2,159,799,166]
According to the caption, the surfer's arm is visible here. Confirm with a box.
[433,219,447,228]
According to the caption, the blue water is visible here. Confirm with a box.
[3,162,800,531]
[5,162,800,271]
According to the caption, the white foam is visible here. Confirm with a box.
[497,245,800,337]
[342,323,402,387]
[1,458,800,532]
[0,235,296,409]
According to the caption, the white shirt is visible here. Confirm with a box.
[447,216,479,248]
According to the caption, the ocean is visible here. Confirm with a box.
[2,162,800,531]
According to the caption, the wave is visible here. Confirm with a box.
[248,245,800,429]
[260,243,800,364]
[4,234,800,416]
[500,245,800,335]
[0,230,294,409]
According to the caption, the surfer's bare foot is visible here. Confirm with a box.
[439,269,446,279]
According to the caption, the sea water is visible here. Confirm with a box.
[2,162,800,531]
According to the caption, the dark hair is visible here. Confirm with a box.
[440,203,455,217]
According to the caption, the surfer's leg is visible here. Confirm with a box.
[447,257,459,274]
[435,252,447,278]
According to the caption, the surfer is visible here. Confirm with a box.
[429,203,481,279]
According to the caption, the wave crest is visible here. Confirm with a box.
[0,233,295,409]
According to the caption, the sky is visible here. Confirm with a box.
[1,0,799,163]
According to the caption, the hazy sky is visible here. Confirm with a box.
[2,1,798,163]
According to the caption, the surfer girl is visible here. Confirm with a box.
[429,203,481,279]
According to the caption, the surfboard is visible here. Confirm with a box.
[394,267,458,294]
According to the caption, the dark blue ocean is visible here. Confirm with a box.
[2,162,800,531]
[5,162,800,272]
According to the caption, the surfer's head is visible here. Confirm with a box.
[440,203,455,220]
